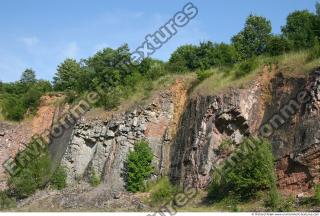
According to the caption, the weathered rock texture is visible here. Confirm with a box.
[169,68,320,195]
[61,80,188,191]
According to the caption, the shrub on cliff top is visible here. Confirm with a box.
[125,140,154,193]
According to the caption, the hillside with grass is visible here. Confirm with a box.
[0,2,320,212]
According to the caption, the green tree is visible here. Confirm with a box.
[85,44,135,89]
[282,10,318,49]
[20,69,36,85]
[211,43,239,66]
[266,35,292,56]
[139,58,166,79]
[53,58,83,91]
[168,44,198,72]
[316,1,320,16]
[232,15,272,60]
[126,140,154,192]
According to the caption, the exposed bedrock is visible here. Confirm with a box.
[169,69,320,195]
[59,69,320,195]
[60,80,188,191]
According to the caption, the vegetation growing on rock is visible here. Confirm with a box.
[126,140,154,193]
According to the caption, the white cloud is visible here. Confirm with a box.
[19,36,39,47]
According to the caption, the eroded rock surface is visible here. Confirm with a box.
[169,69,320,195]
[61,80,188,191]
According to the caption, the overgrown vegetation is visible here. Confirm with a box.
[0,69,52,121]
[8,140,51,199]
[89,169,101,187]
[208,138,277,202]
[1,3,319,122]
[0,191,16,210]
[147,177,178,204]
[50,166,67,190]
[4,139,68,201]
[217,138,234,154]
[168,3,320,74]
[126,140,154,193]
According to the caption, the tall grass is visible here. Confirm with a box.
[191,49,320,97]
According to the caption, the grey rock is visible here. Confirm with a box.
[106,130,115,138]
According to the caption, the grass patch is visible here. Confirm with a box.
[0,191,16,210]
[192,49,320,97]
[147,177,179,205]
[89,169,101,187]
[50,166,67,190]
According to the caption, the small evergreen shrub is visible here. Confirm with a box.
[126,140,154,192]
[51,166,67,190]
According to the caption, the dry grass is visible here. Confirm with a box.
[84,73,196,121]
[191,50,320,97]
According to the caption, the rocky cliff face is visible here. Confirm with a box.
[60,80,188,191]
[169,68,320,195]
[0,94,65,190]
[1,68,320,200]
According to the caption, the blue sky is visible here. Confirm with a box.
[0,0,317,82]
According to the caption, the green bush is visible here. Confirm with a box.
[265,186,282,211]
[208,138,277,202]
[266,35,292,56]
[148,177,178,204]
[126,140,154,192]
[217,138,233,154]
[234,58,258,78]
[51,166,67,190]
[89,169,101,187]
[0,74,51,121]
[8,140,51,198]
[196,70,213,81]
[307,38,320,61]
[265,188,295,212]
[2,95,25,121]
[0,191,16,210]
[279,196,295,212]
